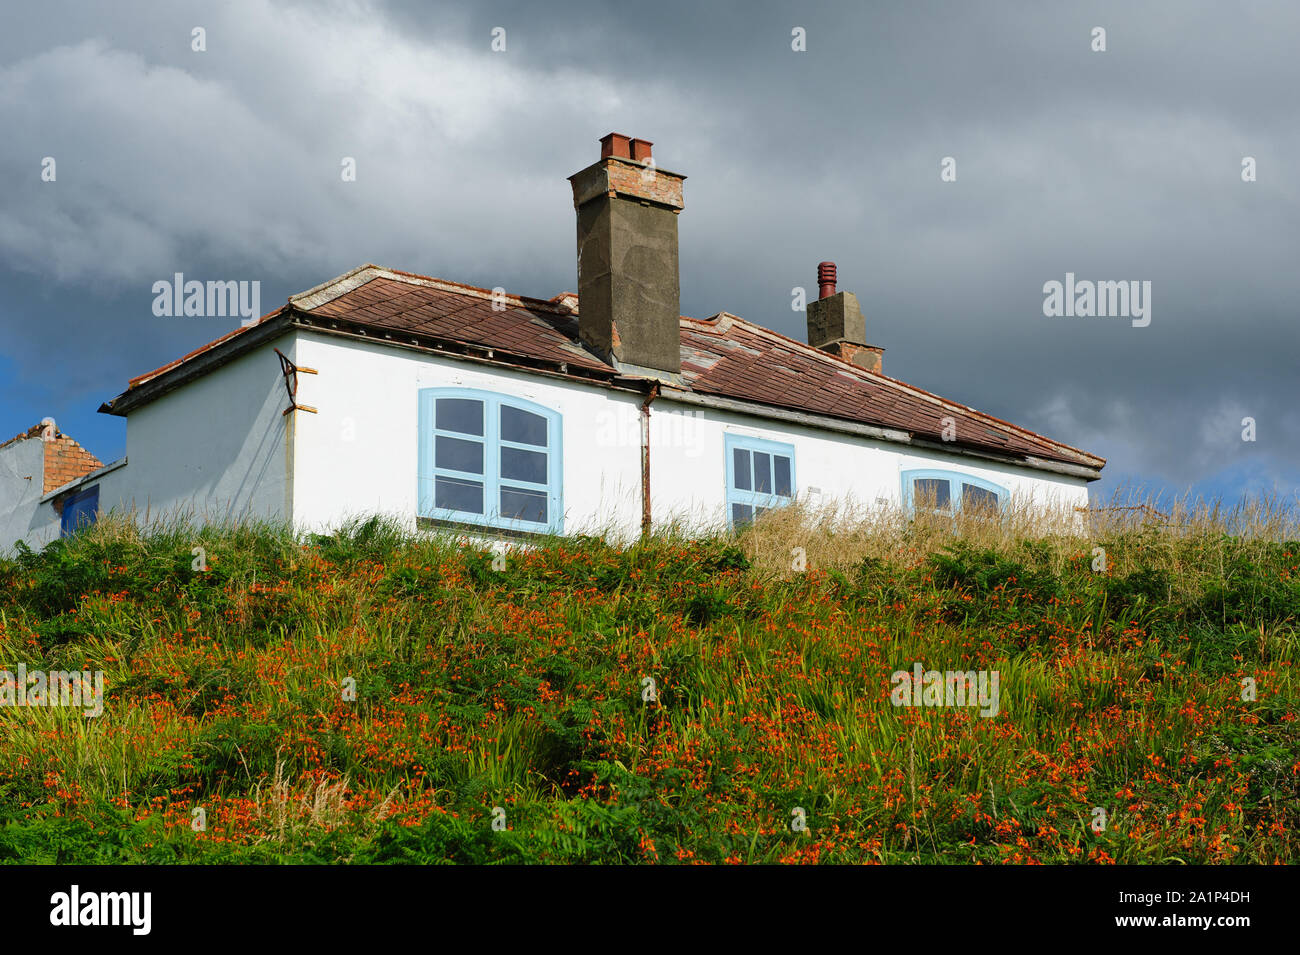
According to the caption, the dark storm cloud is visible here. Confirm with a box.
[1,0,1297,501]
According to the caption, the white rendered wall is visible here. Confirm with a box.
[646,397,1089,529]
[288,333,1088,538]
[288,331,646,539]
[12,330,1089,551]
[106,337,292,529]
[0,439,56,553]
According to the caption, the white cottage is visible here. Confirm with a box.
[1,134,1104,552]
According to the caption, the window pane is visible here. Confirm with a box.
[753,451,772,493]
[731,503,753,526]
[914,478,950,509]
[773,456,792,497]
[435,476,483,514]
[501,406,548,446]
[962,484,1000,514]
[436,398,484,436]
[500,487,547,524]
[733,449,751,491]
[436,435,483,474]
[501,446,547,484]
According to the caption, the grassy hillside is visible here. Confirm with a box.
[0,503,1296,864]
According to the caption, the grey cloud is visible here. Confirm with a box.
[1,0,1297,499]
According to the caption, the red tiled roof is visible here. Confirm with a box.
[678,314,1102,469]
[107,265,1103,474]
[305,275,610,374]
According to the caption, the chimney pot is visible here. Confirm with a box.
[599,132,632,159]
[629,138,653,162]
[817,261,837,300]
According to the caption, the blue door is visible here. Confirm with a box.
[60,485,99,536]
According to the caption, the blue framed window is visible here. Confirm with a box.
[418,388,563,533]
[60,484,99,537]
[725,433,795,527]
[901,469,1007,515]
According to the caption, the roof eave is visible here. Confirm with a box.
[40,457,129,503]
[289,314,631,392]
[98,314,295,417]
[657,385,1104,482]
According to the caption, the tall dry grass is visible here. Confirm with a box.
[736,486,1300,581]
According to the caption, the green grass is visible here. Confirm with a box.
[0,510,1295,864]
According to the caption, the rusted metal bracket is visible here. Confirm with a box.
[274,348,318,415]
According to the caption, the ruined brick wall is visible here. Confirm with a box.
[42,433,103,493]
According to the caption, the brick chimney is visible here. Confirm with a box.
[568,133,685,380]
[806,262,883,374]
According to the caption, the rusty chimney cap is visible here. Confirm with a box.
[817,261,837,299]
[599,133,632,159]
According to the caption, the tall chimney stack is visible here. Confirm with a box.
[806,262,884,374]
[568,133,685,380]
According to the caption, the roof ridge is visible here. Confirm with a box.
[295,264,575,317]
